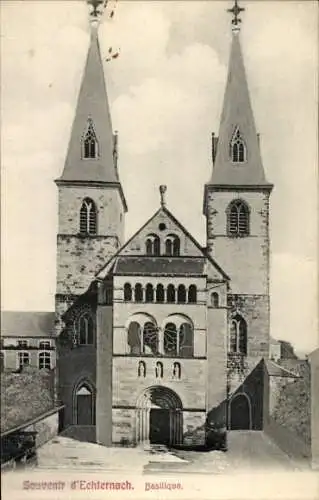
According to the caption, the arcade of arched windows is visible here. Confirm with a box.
[145,233,181,256]
[127,315,194,358]
[123,283,197,304]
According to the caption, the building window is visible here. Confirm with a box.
[138,360,146,377]
[179,323,194,357]
[124,283,132,301]
[173,362,181,379]
[39,340,51,350]
[177,285,186,304]
[155,361,163,378]
[17,340,28,348]
[164,323,178,356]
[145,234,160,256]
[227,200,250,237]
[38,351,51,370]
[18,351,30,370]
[165,235,180,256]
[143,322,158,355]
[78,313,94,345]
[128,322,141,354]
[188,285,197,303]
[82,119,98,159]
[167,284,176,303]
[0,352,4,372]
[230,128,246,163]
[80,198,97,235]
[145,283,154,303]
[211,292,219,307]
[229,314,247,355]
[134,283,143,302]
[156,284,164,303]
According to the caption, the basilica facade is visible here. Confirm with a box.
[55,3,273,447]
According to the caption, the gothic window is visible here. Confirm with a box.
[165,235,180,256]
[227,200,250,237]
[167,284,176,303]
[230,128,246,163]
[155,361,163,378]
[143,322,158,355]
[145,284,154,303]
[179,323,194,357]
[78,313,94,345]
[82,119,98,159]
[18,351,30,370]
[138,361,146,377]
[188,285,197,303]
[124,283,132,302]
[38,351,51,370]
[229,315,247,355]
[128,321,141,354]
[173,362,181,379]
[164,323,178,356]
[211,292,219,308]
[156,284,164,303]
[177,285,186,304]
[145,234,160,256]
[80,198,97,235]
[39,340,51,349]
[134,283,143,302]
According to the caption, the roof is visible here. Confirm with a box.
[113,256,206,276]
[1,311,55,338]
[56,27,127,210]
[206,32,272,190]
[265,359,300,379]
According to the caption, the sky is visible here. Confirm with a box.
[1,1,318,354]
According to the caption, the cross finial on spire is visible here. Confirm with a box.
[159,185,167,208]
[87,0,106,25]
[227,0,245,33]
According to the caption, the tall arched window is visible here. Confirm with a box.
[177,285,186,304]
[134,283,143,302]
[165,235,180,256]
[156,284,164,303]
[78,313,94,345]
[211,292,219,307]
[173,362,181,379]
[145,284,154,303]
[145,234,160,256]
[164,323,177,356]
[128,322,141,354]
[143,322,158,355]
[80,198,97,235]
[82,119,98,159]
[179,323,194,357]
[138,360,146,377]
[227,200,250,237]
[124,283,132,301]
[229,315,247,355]
[188,285,197,303]
[230,128,246,163]
[167,284,176,303]
[155,361,163,378]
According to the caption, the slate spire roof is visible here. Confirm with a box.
[57,23,122,189]
[206,31,273,189]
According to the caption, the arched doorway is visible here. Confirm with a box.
[229,393,251,430]
[74,382,95,425]
[136,386,183,446]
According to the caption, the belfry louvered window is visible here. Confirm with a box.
[230,128,246,163]
[227,200,250,237]
[82,119,98,159]
[80,198,97,235]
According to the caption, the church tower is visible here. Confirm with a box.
[55,3,127,326]
[203,2,273,366]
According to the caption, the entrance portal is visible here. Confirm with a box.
[136,386,183,446]
[229,393,251,430]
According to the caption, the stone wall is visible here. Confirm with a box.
[24,409,61,448]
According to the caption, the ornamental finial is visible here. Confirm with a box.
[227,0,245,33]
[87,0,107,26]
[159,185,167,208]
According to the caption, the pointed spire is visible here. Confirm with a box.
[207,18,272,189]
[57,0,125,203]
